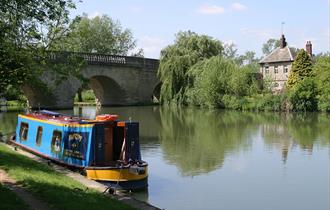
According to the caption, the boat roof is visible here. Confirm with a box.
[20,110,93,125]
[19,110,126,127]
[21,110,88,125]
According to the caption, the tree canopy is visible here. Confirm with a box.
[262,38,280,55]
[50,13,143,56]
[158,31,223,104]
[314,56,330,111]
[287,49,313,88]
[0,0,75,97]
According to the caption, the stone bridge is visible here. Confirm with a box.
[22,52,160,109]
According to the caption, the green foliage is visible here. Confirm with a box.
[237,51,260,66]
[243,94,286,111]
[288,78,318,111]
[185,57,237,108]
[185,56,261,108]
[74,89,96,102]
[223,42,238,60]
[50,13,142,56]
[0,0,76,97]
[262,38,280,55]
[287,49,313,88]
[314,56,330,111]
[158,31,223,104]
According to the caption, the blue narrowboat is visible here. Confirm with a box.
[11,110,148,190]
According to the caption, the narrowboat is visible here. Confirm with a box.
[11,110,148,190]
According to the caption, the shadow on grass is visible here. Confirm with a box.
[0,184,32,210]
[0,144,137,210]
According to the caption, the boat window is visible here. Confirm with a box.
[19,122,29,141]
[36,126,43,146]
[51,130,62,153]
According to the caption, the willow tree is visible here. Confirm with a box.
[158,31,223,104]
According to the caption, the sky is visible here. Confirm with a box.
[70,0,330,58]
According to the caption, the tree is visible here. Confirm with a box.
[237,51,259,66]
[314,56,330,111]
[185,56,261,108]
[287,49,313,88]
[0,0,75,97]
[50,13,143,56]
[262,38,280,55]
[223,42,238,60]
[158,31,223,104]
[288,78,318,111]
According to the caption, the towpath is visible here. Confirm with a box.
[0,169,57,210]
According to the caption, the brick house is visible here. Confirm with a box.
[259,34,312,91]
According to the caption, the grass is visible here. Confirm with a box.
[0,184,32,210]
[0,144,137,210]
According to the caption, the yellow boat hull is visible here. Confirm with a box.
[85,165,148,190]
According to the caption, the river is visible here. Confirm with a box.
[0,106,329,210]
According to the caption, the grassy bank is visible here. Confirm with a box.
[0,100,26,112]
[0,144,136,210]
[0,184,32,210]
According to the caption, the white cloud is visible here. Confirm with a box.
[197,5,225,15]
[87,12,101,19]
[138,36,168,58]
[231,2,247,11]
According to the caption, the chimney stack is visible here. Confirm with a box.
[306,41,312,56]
[280,34,287,48]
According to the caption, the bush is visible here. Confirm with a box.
[222,95,246,110]
[185,56,261,108]
[314,56,330,112]
[288,78,318,112]
[185,56,237,108]
[242,94,285,111]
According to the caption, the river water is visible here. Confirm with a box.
[0,106,329,210]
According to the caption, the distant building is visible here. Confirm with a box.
[259,35,312,92]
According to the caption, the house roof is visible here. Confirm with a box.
[259,46,295,64]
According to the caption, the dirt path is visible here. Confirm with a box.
[0,169,57,210]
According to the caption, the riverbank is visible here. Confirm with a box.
[0,100,25,112]
[0,143,158,210]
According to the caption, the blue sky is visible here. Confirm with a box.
[70,0,330,58]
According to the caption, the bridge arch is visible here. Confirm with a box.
[152,83,162,102]
[22,84,56,108]
[88,75,128,106]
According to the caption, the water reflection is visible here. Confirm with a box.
[261,113,330,162]
[158,108,330,176]
[0,107,329,209]
[0,111,23,142]
[158,107,258,176]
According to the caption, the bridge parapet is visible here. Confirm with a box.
[48,51,159,70]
